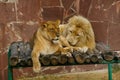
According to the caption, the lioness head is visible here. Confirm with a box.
[38,20,60,43]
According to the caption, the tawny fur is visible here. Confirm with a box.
[31,20,62,73]
[59,15,96,53]
[31,15,96,73]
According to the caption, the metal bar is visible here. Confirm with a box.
[8,50,13,80]
[108,64,112,80]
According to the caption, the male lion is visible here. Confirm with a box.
[59,15,96,53]
[31,20,62,73]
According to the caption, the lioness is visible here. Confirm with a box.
[31,20,62,73]
[59,15,96,53]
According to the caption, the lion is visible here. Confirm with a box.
[59,15,96,53]
[31,20,63,73]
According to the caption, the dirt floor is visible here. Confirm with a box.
[18,69,120,80]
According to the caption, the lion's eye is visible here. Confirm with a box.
[69,31,73,33]
[77,33,83,36]
[57,28,59,30]
[77,34,80,36]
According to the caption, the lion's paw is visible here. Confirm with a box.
[81,47,88,53]
[66,52,72,57]
[74,47,88,53]
[33,63,41,73]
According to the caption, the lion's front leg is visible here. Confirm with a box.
[31,47,41,73]
[59,47,73,57]
[60,36,71,47]
[73,46,88,53]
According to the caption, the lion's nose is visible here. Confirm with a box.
[56,33,60,37]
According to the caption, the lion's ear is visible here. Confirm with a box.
[56,20,61,25]
[42,23,47,28]
[40,23,47,29]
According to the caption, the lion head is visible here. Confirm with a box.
[37,20,60,44]
[66,25,85,46]
[65,15,95,50]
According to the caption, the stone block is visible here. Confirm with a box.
[91,22,109,44]
[0,3,16,23]
[6,22,38,42]
[3,68,8,80]
[42,7,64,21]
[41,0,60,7]
[88,0,120,23]
[17,0,41,21]
[0,53,8,70]
[109,23,120,50]
[0,23,5,53]
[62,0,74,10]
[79,0,92,17]
[13,67,33,80]
[42,66,65,74]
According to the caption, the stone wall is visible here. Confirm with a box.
[0,0,120,80]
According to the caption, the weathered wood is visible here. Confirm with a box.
[10,42,19,66]
[10,41,120,67]
[58,54,68,64]
[88,49,99,62]
[96,42,110,52]
[73,51,85,64]
[90,54,98,63]
[97,55,103,63]
[19,59,26,66]
[67,53,75,64]
[10,57,19,66]
[10,41,32,66]
[24,42,32,66]
[84,55,91,63]
[40,55,51,66]
[24,42,32,58]
[114,52,120,60]
[19,42,32,66]
[50,55,59,65]
[102,51,114,61]
[26,58,33,66]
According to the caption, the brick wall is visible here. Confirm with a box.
[0,0,120,80]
